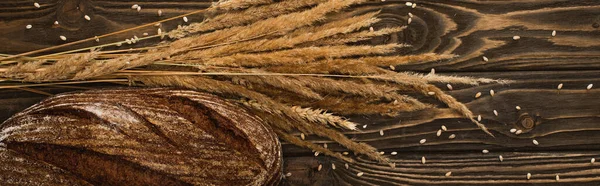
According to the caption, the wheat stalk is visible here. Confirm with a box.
[0,0,510,164]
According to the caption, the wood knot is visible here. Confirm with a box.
[519,114,535,129]
[56,0,92,31]
[515,113,542,133]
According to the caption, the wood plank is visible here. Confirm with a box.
[1,0,599,185]
[0,71,598,185]
[1,0,599,71]
[280,70,600,185]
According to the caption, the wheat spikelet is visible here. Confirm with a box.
[308,27,406,46]
[25,52,98,81]
[170,0,369,52]
[177,11,380,60]
[205,44,406,67]
[265,59,389,75]
[231,75,323,100]
[171,0,328,38]
[2,60,44,79]
[212,0,275,11]
[292,106,357,130]
[360,53,457,67]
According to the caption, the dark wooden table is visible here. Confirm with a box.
[1,0,600,185]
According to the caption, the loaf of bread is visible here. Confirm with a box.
[0,88,282,185]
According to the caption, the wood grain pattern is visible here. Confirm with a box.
[0,88,283,185]
[281,70,600,185]
[2,0,599,71]
[1,0,600,185]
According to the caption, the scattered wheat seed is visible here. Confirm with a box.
[437,129,442,137]
[477,115,482,122]
[430,68,435,75]
[380,151,385,155]
[369,26,374,32]
[317,164,322,171]
[345,163,349,169]
[420,139,427,144]
[449,134,456,139]
[515,130,523,135]
[499,155,504,162]
[592,158,596,164]
[515,106,521,110]
[482,149,489,154]
[482,56,489,62]
[94,36,99,42]
[490,90,495,97]
[389,65,395,70]
[412,3,417,8]
[285,172,292,177]
[532,139,539,145]
[405,2,413,6]
[527,173,531,180]
[300,133,305,140]
[143,32,148,36]
[323,143,327,149]
[158,10,163,16]
[510,128,517,133]
[587,84,593,90]
[408,12,413,18]
[446,84,453,90]
[26,25,32,29]
[445,172,452,177]
[183,16,189,23]
[34,2,41,8]
[84,15,91,21]
[475,92,482,98]
[493,110,498,116]
[342,152,349,155]
[407,17,412,24]
[130,38,136,44]
[556,175,560,181]
[137,6,142,12]
[380,130,384,136]
[357,172,364,177]
[131,4,139,9]
[314,151,319,156]
[557,83,563,90]
[59,35,67,41]
[391,151,397,155]
[513,35,521,40]
[552,30,556,37]
[428,91,436,95]
[421,156,426,164]
[441,125,447,131]
[362,124,367,129]
[332,163,336,170]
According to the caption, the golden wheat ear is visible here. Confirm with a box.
[0,0,507,164]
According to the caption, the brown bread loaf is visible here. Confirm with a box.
[0,88,282,185]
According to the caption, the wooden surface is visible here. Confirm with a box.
[1,0,600,185]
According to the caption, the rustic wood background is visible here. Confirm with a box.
[1,0,600,185]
